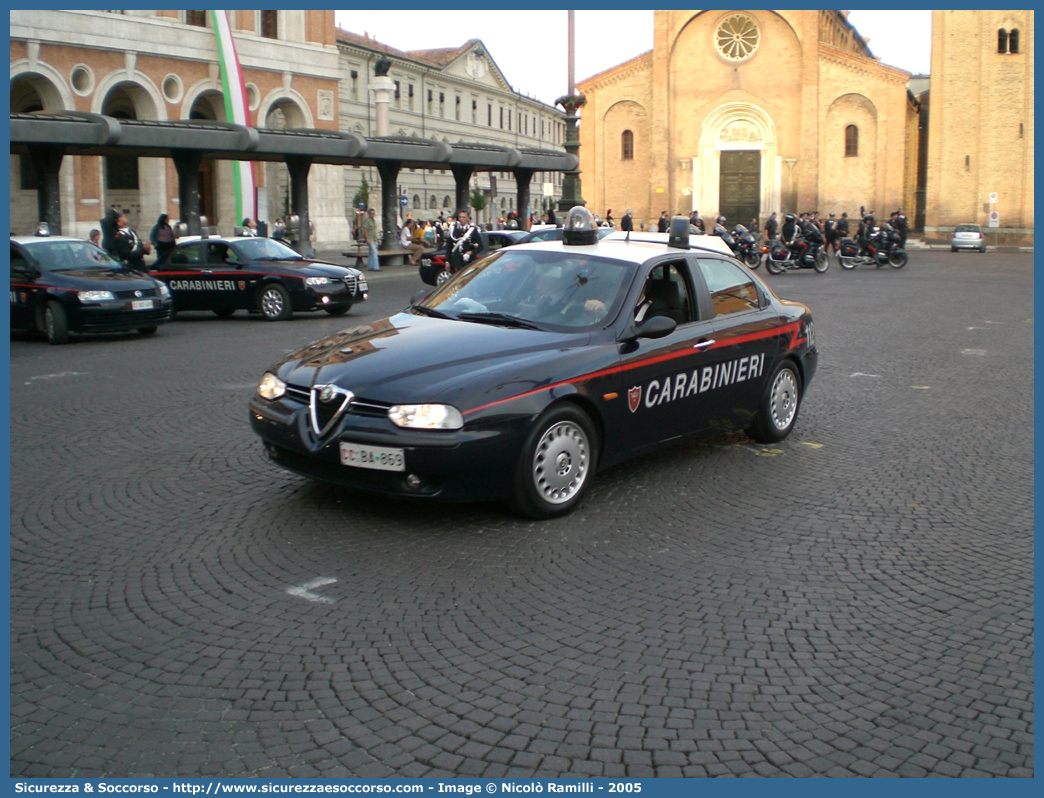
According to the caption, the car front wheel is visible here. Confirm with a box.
[324,304,351,316]
[258,283,292,321]
[45,301,69,345]
[435,269,452,286]
[747,360,801,443]
[510,404,597,519]
[137,326,158,336]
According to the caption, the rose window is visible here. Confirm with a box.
[716,14,760,62]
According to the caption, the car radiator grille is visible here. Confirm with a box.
[114,287,159,299]
[343,275,357,294]
[285,384,391,418]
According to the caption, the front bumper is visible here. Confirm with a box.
[73,299,173,332]
[248,395,527,502]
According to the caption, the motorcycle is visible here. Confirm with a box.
[729,224,762,269]
[837,224,907,269]
[765,232,829,274]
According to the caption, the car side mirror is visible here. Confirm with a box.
[618,315,677,343]
[11,265,36,280]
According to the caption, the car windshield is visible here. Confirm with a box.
[955,225,981,233]
[415,249,634,331]
[27,240,121,272]
[234,238,304,261]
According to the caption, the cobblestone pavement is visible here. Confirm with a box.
[10,250,1033,778]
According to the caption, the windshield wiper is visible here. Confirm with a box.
[411,305,452,319]
[457,311,542,330]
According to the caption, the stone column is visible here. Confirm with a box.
[28,145,65,235]
[286,156,313,256]
[513,169,534,229]
[372,76,394,137]
[171,150,203,235]
[376,160,401,251]
[451,165,474,214]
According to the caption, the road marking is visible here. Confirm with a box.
[800,442,823,449]
[286,577,337,604]
[755,448,785,457]
[967,326,984,330]
[961,349,987,356]
[911,385,931,390]
[28,371,87,381]
[850,372,880,378]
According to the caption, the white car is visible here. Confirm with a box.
[950,224,987,253]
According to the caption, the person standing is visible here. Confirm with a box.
[446,209,482,275]
[823,213,838,254]
[620,209,633,232]
[837,212,850,239]
[362,207,380,272]
[149,214,176,259]
[605,209,614,227]
[657,211,670,233]
[765,212,778,241]
[112,213,151,271]
[894,207,909,248]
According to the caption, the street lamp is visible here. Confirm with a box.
[557,10,586,214]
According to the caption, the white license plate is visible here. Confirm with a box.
[131,299,153,310]
[339,442,405,472]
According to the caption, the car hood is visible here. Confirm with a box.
[273,312,592,406]
[46,268,161,286]
[266,259,360,277]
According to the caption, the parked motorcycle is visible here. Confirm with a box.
[729,224,762,269]
[837,224,907,269]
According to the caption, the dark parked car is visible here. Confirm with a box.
[418,229,529,286]
[10,234,173,344]
[151,236,367,321]
[251,209,818,518]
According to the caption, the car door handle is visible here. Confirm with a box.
[693,339,715,351]
[201,269,213,275]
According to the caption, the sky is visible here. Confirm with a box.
[334,10,933,108]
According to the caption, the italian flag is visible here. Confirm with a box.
[211,10,255,225]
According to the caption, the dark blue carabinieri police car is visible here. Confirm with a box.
[250,208,818,518]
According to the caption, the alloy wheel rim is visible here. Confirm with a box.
[770,369,798,430]
[532,421,589,505]
[262,289,284,317]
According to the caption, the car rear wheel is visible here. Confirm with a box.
[747,360,801,443]
[137,326,158,336]
[510,404,597,519]
[435,268,452,286]
[45,302,69,345]
[324,304,351,316]
[951,246,958,252]
[258,283,292,321]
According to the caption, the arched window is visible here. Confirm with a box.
[443,195,452,208]
[412,194,421,208]
[844,125,859,158]
[621,129,634,160]
[1009,29,1020,54]
[429,195,437,209]
[998,29,1009,53]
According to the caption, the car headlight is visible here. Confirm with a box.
[305,276,331,286]
[388,404,464,430]
[78,290,115,302]
[157,283,171,298]
[257,372,287,401]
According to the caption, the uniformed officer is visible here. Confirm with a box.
[446,209,482,274]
